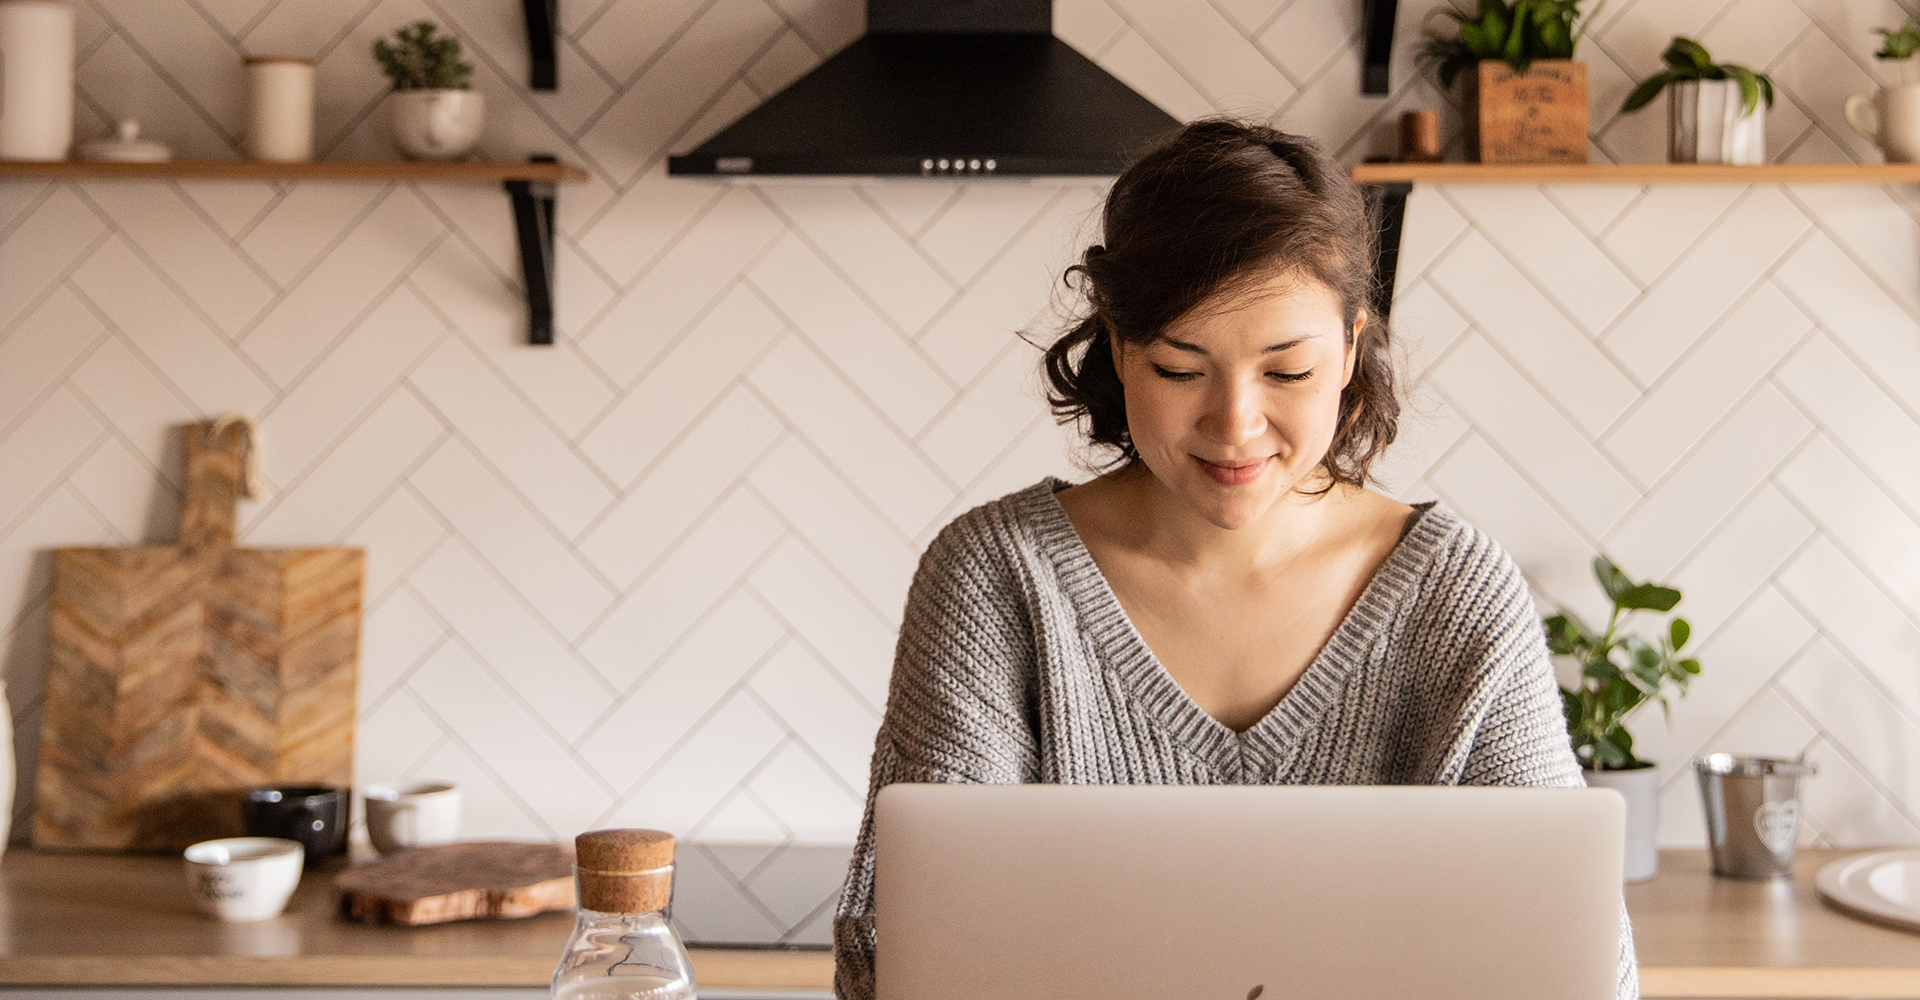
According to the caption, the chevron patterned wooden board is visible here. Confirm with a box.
[34,422,363,852]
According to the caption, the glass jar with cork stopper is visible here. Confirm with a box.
[551,829,696,1000]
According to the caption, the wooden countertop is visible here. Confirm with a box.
[0,848,830,989]
[2,848,1919,995]
[1627,849,1920,997]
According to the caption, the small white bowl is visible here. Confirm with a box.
[183,836,304,922]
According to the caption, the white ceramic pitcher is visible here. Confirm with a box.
[0,1,73,161]
[1846,83,1920,163]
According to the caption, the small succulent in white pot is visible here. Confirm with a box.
[1622,36,1774,165]
[373,21,483,161]
[1548,556,1701,883]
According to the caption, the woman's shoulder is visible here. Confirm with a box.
[1395,500,1534,626]
[923,477,1077,565]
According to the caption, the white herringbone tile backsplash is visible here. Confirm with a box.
[1,0,1918,850]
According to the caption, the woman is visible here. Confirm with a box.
[833,118,1637,1000]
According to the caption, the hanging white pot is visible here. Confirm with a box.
[1669,78,1764,165]
[387,89,484,161]
[1585,763,1660,882]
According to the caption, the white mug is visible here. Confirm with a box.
[183,837,304,922]
[364,780,461,855]
[0,1,73,161]
[1846,83,1920,163]
[244,56,313,162]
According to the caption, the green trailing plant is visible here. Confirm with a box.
[1548,556,1701,771]
[1621,36,1775,117]
[1422,0,1604,89]
[1877,16,1920,60]
[372,21,474,91]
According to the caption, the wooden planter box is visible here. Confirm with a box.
[1468,59,1588,164]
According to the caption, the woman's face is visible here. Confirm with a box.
[1113,272,1360,530]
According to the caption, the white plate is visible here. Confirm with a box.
[1817,849,1920,933]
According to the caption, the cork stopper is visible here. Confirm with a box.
[574,829,675,913]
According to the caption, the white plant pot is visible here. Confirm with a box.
[1585,763,1659,882]
[387,89,483,161]
[1669,79,1765,165]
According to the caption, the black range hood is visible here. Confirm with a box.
[667,0,1181,177]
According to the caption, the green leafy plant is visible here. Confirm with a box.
[1548,556,1701,771]
[1621,36,1775,117]
[372,21,474,91]
[1877,16,1920,60]
[1422,0,1604,89]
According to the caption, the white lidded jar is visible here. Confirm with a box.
[551,829,696,1000]
[244,56,313,162]
[0,1,74,161]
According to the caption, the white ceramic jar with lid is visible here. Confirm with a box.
[244,55,313,162]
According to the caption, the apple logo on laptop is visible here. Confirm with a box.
[1247,987,1263,999]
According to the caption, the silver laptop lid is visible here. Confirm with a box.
[874,784,1624,1000]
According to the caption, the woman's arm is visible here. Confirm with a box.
[833,511,1041,1000]
[1456,547,1640,1000]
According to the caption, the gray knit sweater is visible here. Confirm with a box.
[834,479,1638,1000]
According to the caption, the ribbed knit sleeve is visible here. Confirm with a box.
[832,506,1040,1000]
[1445,533,1639,1000]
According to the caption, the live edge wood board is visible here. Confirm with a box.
[35,420,363,851]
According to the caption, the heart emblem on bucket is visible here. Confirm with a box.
[1754,800,1799,854]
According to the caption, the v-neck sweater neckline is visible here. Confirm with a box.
[1020,477,1456,773]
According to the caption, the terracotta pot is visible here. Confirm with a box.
[1467,59,1588,164]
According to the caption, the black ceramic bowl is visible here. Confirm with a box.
[241,785,347,868]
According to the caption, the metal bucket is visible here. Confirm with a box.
[1693,753,1815,879]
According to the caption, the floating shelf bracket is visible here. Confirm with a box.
[505,155,559,345]
[1361,0,1397,95]
[1364,181,1412,322]
[523,0,558,91]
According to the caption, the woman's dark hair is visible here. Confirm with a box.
[1041,118,1398,489]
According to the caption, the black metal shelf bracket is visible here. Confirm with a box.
[1365,181,1413,323]
[523,0,557,91]
[1361,0,1398,95]
[505,155,558,345]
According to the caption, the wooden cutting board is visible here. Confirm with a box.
[34,419,363,851]
[335,842,576,925]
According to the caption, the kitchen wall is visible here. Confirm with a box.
[0,0,1915,850]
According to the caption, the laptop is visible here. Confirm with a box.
[873,784,1624,1000]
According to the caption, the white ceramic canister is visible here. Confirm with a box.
[0,1,73,161]
[1847,83,1920,164]
[0,680,12,853]
[244,56,313,162]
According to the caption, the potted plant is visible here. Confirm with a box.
[1876,17,1920,83]
[1422,0,1602,164]
[1620,37,1774,165]
[372,21,482,161]
[1848,17,1920,162]
[1547,556,1700,883]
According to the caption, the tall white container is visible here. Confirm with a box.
[0,1,73,161]
[244,56,313,162]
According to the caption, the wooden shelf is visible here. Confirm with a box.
[1353,162,1920,184]
[0,158,588,183]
